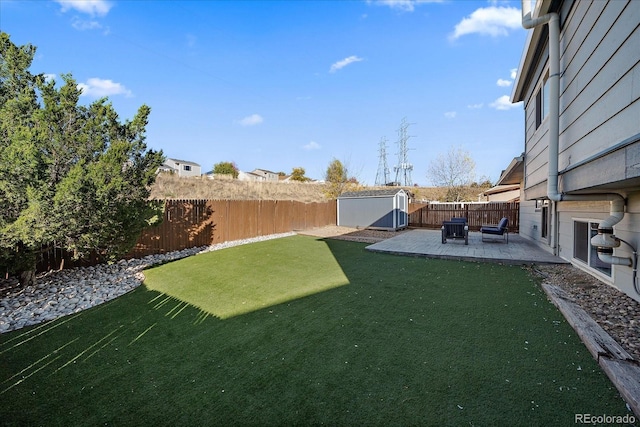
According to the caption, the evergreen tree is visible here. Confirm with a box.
[0,33,164,285]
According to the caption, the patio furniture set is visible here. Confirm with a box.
[441,217,509,245]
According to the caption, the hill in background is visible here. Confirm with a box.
[150,173,488,203]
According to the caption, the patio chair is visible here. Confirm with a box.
[480,217,509,243]
[441,217,468,245]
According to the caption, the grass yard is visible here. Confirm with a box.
[0,235,632,426]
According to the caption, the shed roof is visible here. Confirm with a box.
[339,189,406,198]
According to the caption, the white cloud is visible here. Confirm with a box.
[489,95,521,111]
[367,0,443,13]
[237,114,264,127]
[497,78,512,87]
[510,68,518,79]
[444,111,457,119]
[303,141,321,150]
[330,55,364,73]
[55,0,113,17]
[450,6,521,40]
[77,78,132,98]
[467,103,484,109]
[71,16,103,31]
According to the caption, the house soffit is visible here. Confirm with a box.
[497,156,524,185]
[511,0,565,103]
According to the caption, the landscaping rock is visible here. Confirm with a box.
[0,232,295,334]
[532,264,640,363]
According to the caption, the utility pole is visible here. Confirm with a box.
[393,117,415,186]
[375,137,390,186]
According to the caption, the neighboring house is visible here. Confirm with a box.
[160,158,201,178]
[252,169,280,183]
[238,170,265,182]
[511,0,640,301]
[480,185,521,202]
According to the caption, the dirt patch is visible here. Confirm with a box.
[298,226,413,243]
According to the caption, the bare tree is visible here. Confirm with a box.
[427,147,476,202]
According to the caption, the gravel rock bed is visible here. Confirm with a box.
[0,232,295,334]
[529,264,640,362]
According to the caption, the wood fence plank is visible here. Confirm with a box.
[36,198,337,271]
[409,202,519,231]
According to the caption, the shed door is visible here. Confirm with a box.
[395,192,408,228]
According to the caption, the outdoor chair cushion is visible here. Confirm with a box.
[449,217,467,223]
[441,218,469,245]
[480,217,509,243]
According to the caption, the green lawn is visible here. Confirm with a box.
[0,235,632,426]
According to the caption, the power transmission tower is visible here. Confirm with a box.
[375,137,390,186]
[393,117,415,186]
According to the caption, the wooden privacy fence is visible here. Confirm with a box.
[408,202,519,232]
[34,199,336,272]
[129,199,337,258]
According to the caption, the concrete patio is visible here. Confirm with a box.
[366,229,567,265]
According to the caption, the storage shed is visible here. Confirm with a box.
[337,189,409,231]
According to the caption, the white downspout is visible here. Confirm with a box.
[520,1,630,267]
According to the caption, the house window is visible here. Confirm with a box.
[535,89,542,128]
[573,221,612,277]
[541,201,549,239]
[183,165,191,171]
[535,75,549,129]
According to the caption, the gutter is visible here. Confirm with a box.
[519,1,635,281]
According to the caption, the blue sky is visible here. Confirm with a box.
[1,0,528,185]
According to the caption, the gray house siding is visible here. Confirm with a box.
[556,196,640,299]
[518,198,554,251]
[523,50,551,200]
[557,0,640,191]
[611,191,640,298]
[514,0,640,302]
[522,0,640,200]
[555,200,610,262]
